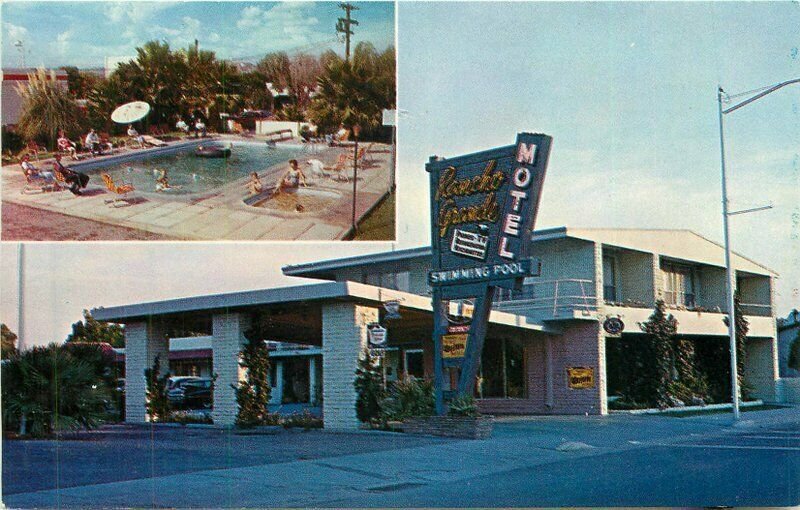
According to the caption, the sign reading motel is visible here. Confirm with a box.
[427,132,552,412]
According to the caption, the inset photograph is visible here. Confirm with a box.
[1,1,396,241]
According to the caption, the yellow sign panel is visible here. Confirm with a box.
[567,367,595,389]
[442,334,468,358]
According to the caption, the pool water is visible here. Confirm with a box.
[94,143,306,195]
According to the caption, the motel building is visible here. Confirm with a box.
[93,227,781,429]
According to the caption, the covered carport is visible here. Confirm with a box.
[92,281,554,429]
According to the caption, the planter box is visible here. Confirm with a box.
[402,415,494,439]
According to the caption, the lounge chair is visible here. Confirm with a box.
[20,166,59,194]
[325,154,350,182]
[24,141,45,161]
[101,173,135,206]
[142,135,168,147]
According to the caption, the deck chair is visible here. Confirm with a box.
[101,173,135,206]
[142,135,168,147]
[20,166,59,194]
[325,153,350,182]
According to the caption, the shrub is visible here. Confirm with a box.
[235,335,272,428]
[281,410,322,430]
[379,378,435,421]
[354,349,385,423]
[2,343,110,437]
[144,356,170,422]
[447,393,479,417]
[170,410,212,425]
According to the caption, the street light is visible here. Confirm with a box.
[351,124,361,235]
[717,77,799,420]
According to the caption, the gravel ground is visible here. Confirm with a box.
[1,203,175,241]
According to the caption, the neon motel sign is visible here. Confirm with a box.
[427,133,552,413]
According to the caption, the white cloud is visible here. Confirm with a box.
[3,21,28,42]
[55,30,73,55]
[237,6,263,29]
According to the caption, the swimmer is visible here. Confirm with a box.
[247,171,263,195]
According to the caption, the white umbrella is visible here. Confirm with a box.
[111,101,151,124]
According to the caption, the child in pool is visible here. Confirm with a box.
[274,159,307,195]
[155,168,181,192]
[247,171,263,195]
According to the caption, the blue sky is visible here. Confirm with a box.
[396,1,800,314]
[2,1,799,347]
[1,1,395,68]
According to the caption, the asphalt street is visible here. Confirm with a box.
[3,407,798,508]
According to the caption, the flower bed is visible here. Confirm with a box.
[402,415,494,439]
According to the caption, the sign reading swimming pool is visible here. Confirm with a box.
[427,133,552,414]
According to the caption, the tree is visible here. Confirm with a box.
[1,324,18,359]
[307,43,396,138]
[788,331,800,372]
[640,300,678,408]
[237,71,273,111]
[235,332,273,428]
[672,338,708,403]
[65,310,125,348]
[256,52,292,90]
[16,69,84,149]
[733,297,752,400]
[144,355,170,422]
[61,66,99,99]
[2,343,109,437]
[354,348,385,423]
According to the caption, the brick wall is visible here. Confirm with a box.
[211,313,251,427]
[125,320,169,423]
[745,337,778,402]
[322,302,378,430]
[546,322,606,415]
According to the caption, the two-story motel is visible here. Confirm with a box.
[92,227,780,429]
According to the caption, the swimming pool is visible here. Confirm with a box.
[88,142,306,195]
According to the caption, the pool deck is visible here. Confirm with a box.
[1,136,395,241]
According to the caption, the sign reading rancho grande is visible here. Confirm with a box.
[427,133,552,414]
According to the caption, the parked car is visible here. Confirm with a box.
[180,378,213,409]
[166,376,202,406]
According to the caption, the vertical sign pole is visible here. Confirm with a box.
[432,287,446,415]
[456,285,495,396]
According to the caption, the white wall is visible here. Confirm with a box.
[255,120,314,138]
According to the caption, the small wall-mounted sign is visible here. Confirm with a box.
[442,333,468,359]
[567,367,595,389]
[603,316,625,336]
[367,323,387,347]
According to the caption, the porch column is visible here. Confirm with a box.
[125,320,169,423]
[322,302,378,430]
[309,356,318,405]
[212,312,251,427]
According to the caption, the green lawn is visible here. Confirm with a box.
[354,192,395,241]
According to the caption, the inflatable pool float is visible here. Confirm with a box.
[195,145,231,158]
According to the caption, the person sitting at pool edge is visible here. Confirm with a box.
[85,129,102,155]
[57,131,79,160]
[247,172,263,195]
[275,159,307,194]
[306,159,328,179]
[53,154,90,195]
[127,125,145,148]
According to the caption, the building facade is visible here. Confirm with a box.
[2,68,69,127]
[93,227,781,429]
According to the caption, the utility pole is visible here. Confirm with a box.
[17,243,25,352]
[336,3,359,63]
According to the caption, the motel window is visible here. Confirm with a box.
[662,262,697,308]
[404,349,424,379]
[479,338,525,399]
[362,271,410,291]
[603,255,618,302]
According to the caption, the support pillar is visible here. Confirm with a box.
[309,357,318,406]
[212,312,251,427]
[322,302,378,430]
[124,320,169,423]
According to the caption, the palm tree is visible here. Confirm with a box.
[1,343,110,437]
[307,43,396,138]
[16,69,84,149]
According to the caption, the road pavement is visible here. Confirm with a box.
[3,406,798,508]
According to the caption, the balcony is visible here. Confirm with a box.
[494,279,598,320]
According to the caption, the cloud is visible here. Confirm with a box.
[3,22,28,42]
[104,2,172,24]
[233,3,323,49]
[55,30,74,55]
[237,6,263,29]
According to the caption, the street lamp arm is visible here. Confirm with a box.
[723,78,800,114]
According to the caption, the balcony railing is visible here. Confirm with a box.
[494,279,597,317]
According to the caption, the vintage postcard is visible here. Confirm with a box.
[1,1,799,509]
